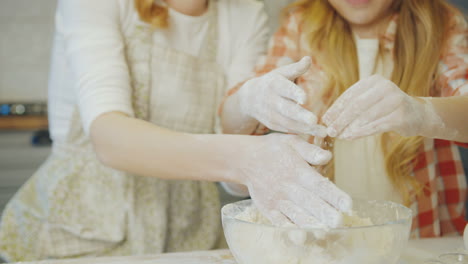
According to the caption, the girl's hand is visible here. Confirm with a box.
[235,134,352,228]
[322,75,428,140]
[237,57,327,137]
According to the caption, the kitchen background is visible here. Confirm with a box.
[0,0,467,215]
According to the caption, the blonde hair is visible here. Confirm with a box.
[287,0,455,205]
[134,0,169,28]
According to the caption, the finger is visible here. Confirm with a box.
[271,76,307,104]
[289,136,332,165]
[339,111,398,140]
[327,87,401,137]
[326,86,384,138]
[268,115,323,135]
[250,196,293,226]
[264,122,292,134]
[269,108,327,136]
[337,95,401,139]
[264,209,292,227]
[313,136,324,147]
[274,96,318,125]
[259,120,291,134]
[322,75,383,129]
[303,177,353,214]
[277,200,322,228]
[272,56,312,81]
[286,184,343,228]
[256,111,303,134]
[252,102,292,133]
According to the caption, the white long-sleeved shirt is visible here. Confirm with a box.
[47,0,269,141]
[334,36,402,204]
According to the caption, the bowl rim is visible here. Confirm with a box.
[221,198,413,231]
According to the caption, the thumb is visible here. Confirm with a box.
[289,136,332,165]
[272,56,312,81]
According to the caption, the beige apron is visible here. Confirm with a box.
[0,2,224,261]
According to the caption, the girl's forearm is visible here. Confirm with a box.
[419,96,468,142]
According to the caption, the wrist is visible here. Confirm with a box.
[415,97,442,138]
[223,86,260,134]
[193,134,255,184]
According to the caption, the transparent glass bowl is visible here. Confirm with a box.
[222,199,412,264]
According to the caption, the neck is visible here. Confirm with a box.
[351,14,393,39]
[164,0,208,16]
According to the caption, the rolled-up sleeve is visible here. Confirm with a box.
[57,0,134,135]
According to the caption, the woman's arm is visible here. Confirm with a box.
[91,112,241,182]
[58,0,136,134]
[61,0,352,228]
[91,112,352,228]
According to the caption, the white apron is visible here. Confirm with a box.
[0,2,225,261]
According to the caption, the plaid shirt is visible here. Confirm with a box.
[223,9,468,238]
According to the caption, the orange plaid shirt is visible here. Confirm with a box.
[223,9,468,238]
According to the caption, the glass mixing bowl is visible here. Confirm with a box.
[222,199,412,264]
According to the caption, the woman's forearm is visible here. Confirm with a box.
[419,96,468,142]
[90,112,249,183]
[90,112,353,228]
[221,92,259,134]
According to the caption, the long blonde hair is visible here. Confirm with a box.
[134,0,169,28]
[287,0,455,205]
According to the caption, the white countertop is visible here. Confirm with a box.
[13,237,465,264]
[401,237,465,263]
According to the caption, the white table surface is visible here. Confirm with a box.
[401,237,465,263]
[14,237,465,264]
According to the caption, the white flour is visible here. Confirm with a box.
[226,204,400,264]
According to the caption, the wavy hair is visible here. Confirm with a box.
[287,0,456,205]
[134,0,169,28]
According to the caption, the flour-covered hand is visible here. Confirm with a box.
[235,134,352,228]
[237,57,327,137]
[323,74,431,140]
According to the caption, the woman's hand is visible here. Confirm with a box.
[322,75,429,140]
[234,133,352,228]
[236,57,327,137]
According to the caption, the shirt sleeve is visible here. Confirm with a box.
[435,140,468,236]
[254,10,302,76]
[215,0,270,134]
[56,0,134,135]
[436,13,468,97]
[224,0,270,89]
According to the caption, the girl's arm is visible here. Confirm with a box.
[323,13,468,143]
[322,75,468,142]
[221,57,325,136]
[418,96,468,142]
[221,12,326,137]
